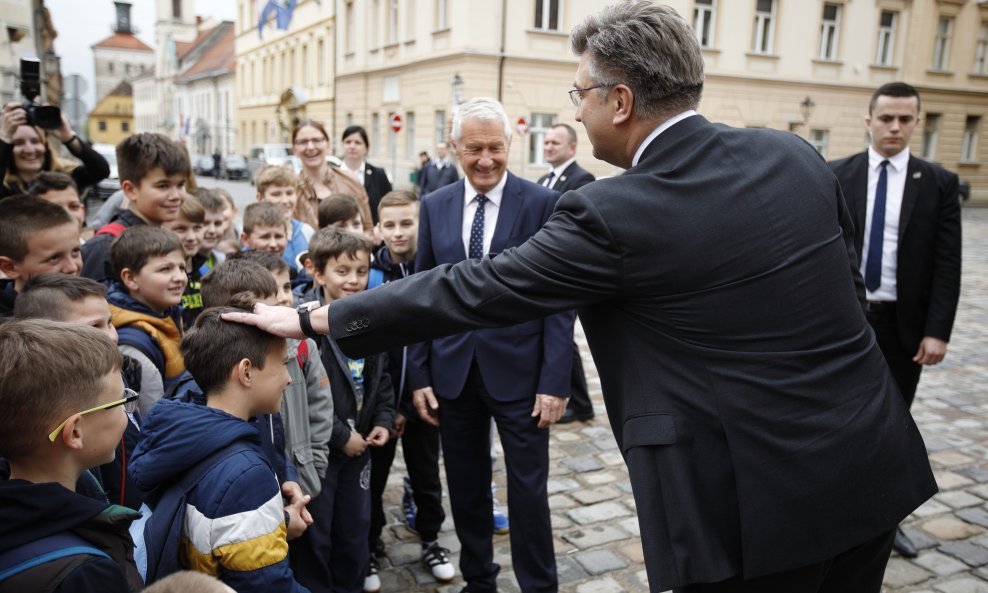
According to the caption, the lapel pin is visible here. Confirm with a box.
[560,176,567,182]
[913,172,922,179]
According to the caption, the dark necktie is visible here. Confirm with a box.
[543,171,555,188]
[865,160,890,292]
[468,194,489,260]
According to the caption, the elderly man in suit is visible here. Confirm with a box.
[538,123,597,424]
[227,3,936,592]
[830,81,961,558]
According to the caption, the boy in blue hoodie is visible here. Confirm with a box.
[0,319,143,593]
[106,226,190,416]
[129,300,310,592]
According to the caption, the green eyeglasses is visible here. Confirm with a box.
[48,388,139,443]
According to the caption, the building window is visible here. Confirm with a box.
[528,113,557,165]
[346,112,354,127]
[172,0,181,19]
[122,121,129,132]
[932,16,952,71]
[975,23,988,75]
[372,113,380,157]
[922,114,940,161]
[875,11,896,66]
[98,120,107,131]
[818,3,840,61]
[693,0,715,48]
[434,110,446,145]
[961,116,980,162]
[125,63,131,75]
[810,129,829,158]
[383,76,400,103]
[534,0,559,31]
[345,1,354,52]
[751,0,776,54]
[388,0,399,44]
[108,62,115,74]
[436,0,448,29]
[406,111,416,158]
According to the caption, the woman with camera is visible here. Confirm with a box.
[0,102,110,199]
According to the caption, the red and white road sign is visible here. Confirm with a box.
[516,116,529,136]
[390,113,402,133]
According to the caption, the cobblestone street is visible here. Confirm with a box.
[375,208,988,593]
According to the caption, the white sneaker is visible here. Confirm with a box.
[363,556,382,592]
[422,543,455,582]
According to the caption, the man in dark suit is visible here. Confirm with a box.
[537,123,597,424]
[228,3,936,591]
[407,97,573,593]
[418,142,459,195]
[830,81,961,558]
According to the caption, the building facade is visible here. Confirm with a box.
[234,0,987,201]
[87,79,133,144]
[91,2,154,104]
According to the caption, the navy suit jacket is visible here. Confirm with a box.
[537,161,596,194]
[407,172,574,402]
[418,161,459,195]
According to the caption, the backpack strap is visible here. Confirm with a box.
[95,222,127,238]
[0,532,109,583]
[116,326,165,377]
[368,267,385,290]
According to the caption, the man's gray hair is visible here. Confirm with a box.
[451,97,513,144]
[570,1,704,120]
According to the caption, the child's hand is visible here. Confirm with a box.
[366,426,389,447]
[343,430,368,457]
[282,481,312,540]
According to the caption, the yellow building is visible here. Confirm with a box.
[235,0,987,201]
[88,80,134,145]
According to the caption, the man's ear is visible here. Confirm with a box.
[0,256,22,281]
[119,267,139,292]
[612,85,634,126]
[121,179,139,204]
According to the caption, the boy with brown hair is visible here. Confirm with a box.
[107,226,190,415]
[255,165,314,272]
[242,202,289,258]
[0,319,143,592]
[28,171,86,231]
[81,132,189,281]
[317,193,365,235]
[164,193,207,327]
[0,195,82,316]
[191,188,228,268]
[298,228,394,593]
[129,301,311,593]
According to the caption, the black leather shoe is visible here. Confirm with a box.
[893,527,918,558]
[558,409,595,424]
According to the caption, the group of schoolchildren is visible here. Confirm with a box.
[0,131,454,593]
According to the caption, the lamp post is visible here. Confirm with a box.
[789,96,816,133]
[450,72,464,108]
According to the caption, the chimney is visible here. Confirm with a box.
[114,1,133,34]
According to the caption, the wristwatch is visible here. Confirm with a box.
[297,302,323,340]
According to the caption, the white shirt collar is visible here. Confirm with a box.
[463,173,507,208]
[868,145,909,173]
[342,160,366,174]
[632,110,698,167]
[550,157,576,178]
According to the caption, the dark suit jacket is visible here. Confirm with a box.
[830,152,961,352]
[537,161,596,193]
[328,116,936,590]
[406,173,574,402]
[418,161,459,195]
[362,162,393,224]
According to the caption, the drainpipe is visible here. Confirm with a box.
[496,0,507,101]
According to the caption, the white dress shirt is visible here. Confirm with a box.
[543,157,576,189]
[461,173,507,257]
[861,146,909,302]
[341,160,366,186]
[632,110,698,167]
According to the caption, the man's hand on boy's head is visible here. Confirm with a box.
[222,301,308,339]
[366,426,389,447]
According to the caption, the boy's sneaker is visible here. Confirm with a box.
[422,543,455,582]
[402,475,418,532]
[364,556,381,593]
[492,499,509,534]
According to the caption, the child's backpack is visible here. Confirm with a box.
[0,532,110,591]
[368,267,385,290]
[129,441,252,584]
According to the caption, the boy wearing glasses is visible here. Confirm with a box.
[0,319,143,592]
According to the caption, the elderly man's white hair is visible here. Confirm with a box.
[451,97,513,144]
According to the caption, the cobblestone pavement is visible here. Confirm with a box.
[376,208,988,593]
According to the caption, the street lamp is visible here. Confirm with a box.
[800,96,816,124]
[450,72,464,107]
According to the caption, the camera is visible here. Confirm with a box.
[19,58,61,130]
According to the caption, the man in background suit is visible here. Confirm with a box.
[418,141,459,195]
[229,3,936,591]
[408,97,573,593]
[830,81,961,558]
[538,123,596,424]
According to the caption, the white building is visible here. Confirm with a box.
[91,1,154,103]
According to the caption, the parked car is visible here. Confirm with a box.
[193,154,215,177]
[89,143,120,218]
[223,154,248,180]
[246,144,293,184]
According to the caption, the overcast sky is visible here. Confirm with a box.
[45,0,237,109]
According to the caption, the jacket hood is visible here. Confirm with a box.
[106,281,183,327]
[129,398,262,497]
[0,480,115,552]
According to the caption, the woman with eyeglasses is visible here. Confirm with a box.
[291,120,373,234]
